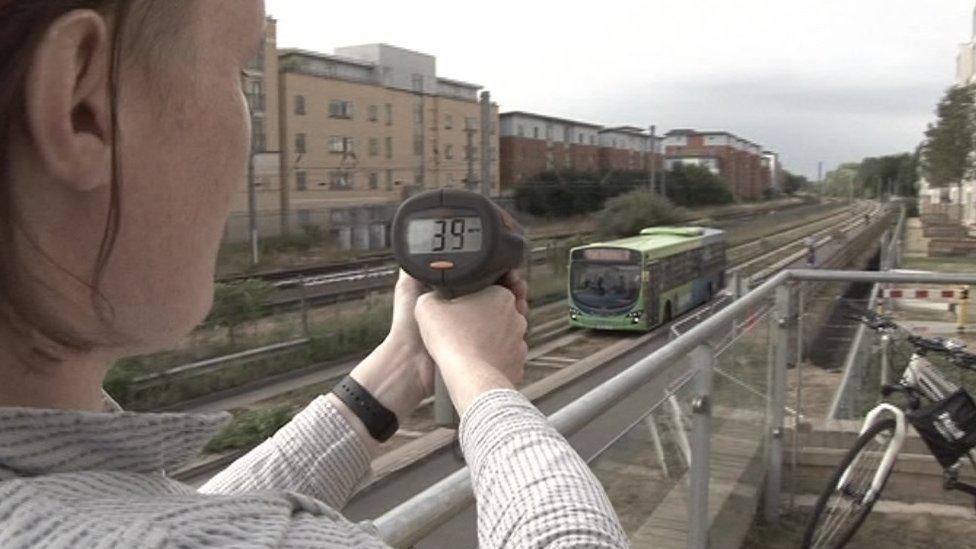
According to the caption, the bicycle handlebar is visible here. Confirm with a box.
[846,307,976,367]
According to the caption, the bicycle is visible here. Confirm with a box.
[802,309,976,548]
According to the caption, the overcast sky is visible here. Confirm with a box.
[266,0,974,179]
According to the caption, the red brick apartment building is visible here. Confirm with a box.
[663,129,771,200]
[499,112,664,191]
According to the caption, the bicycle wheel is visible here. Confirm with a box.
[802,418,897,549]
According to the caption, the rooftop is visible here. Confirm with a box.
[500,110,602,129]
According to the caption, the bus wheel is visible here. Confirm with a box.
[663,302,673,323]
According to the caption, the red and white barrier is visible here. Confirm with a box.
[881,289,967,300]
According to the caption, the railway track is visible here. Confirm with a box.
[173,202,882,485]
[256,202,857,314]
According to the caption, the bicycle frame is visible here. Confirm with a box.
[836,352,960,502]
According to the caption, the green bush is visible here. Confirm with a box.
[514,171,643,217]
[596,189,687,238]
[209,278,273,345]
[204,406,296,453]
[514,168,737,218]
[664,164,734,207]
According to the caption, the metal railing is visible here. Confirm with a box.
[374,265,976,548]
[827,204,905,419]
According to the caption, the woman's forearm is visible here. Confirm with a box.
[199,337,430,507]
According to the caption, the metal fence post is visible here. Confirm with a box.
[764,283,793,523]
[688,344,714,549]
[880,334,891,386]
[298,276,310,338]
[790,282,805,513]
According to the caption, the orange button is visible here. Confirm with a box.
[429,260,455,270]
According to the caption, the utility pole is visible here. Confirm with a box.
[480,91,492,196]
[465,121,476,191]
[247,146,259,266]
[817,161,823,198]
[648,125,657,193]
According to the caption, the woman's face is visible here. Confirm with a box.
[7,0,266,355]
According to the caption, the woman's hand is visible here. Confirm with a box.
[344,271,435,428]
[415,277,529,416]
[335,270,528,448]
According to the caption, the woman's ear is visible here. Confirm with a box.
[23,9,113,193]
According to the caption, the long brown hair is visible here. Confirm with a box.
[0,0,133,353]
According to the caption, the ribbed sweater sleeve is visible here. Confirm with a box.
[459,389,628,548]
[199,396,371,510]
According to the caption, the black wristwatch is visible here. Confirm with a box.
[331,376,399,442]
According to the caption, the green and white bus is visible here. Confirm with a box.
[568,227,726,331]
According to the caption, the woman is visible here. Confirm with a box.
[0,1,627,547]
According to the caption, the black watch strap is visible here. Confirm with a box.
[331,376,399,442]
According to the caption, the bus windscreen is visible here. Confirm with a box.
[570,261,642,311]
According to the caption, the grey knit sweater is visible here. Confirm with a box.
[0,389,627,548]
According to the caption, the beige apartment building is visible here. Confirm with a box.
[277,45,499,210]
[234,18,282,215]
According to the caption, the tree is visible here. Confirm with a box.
[663,164,734,206]
[595,189,686,238]
[209,278,272,346]
[781,170,809,195]
[921,84,976,201]
[823,153,918,199]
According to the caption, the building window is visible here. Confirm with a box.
[413,104,423,125]
[368,105,378,122]
[590,135,596,145]
[413,134,424,156]
[294,95,306,115]
[414,169,424,185]
[386,169,394,190]
[412,73,424,92]
[369,172,379,190]
[295,171,307,191]
[518,125,524,137]
[578,134,584,144]
[385,104,393,125]
[563,128,571,143]
[329,100,354,119]
[445,144,453,159]
[329,136,354,154]
[369,138,379,157]
[329,171,354,190]
[252,118,266,152]
[465,117,476,130]
[385,137,393,159]
[297,209,311,225]
[294,133,306,154]
[533,127,539,139]
[445,114,453,129]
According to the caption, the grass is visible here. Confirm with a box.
[204,406,296,453]
[109,301,393,410]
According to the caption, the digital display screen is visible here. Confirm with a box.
[407,217,483,254]
[582,248,633,262]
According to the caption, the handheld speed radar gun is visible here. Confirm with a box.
[392,189,526,426]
